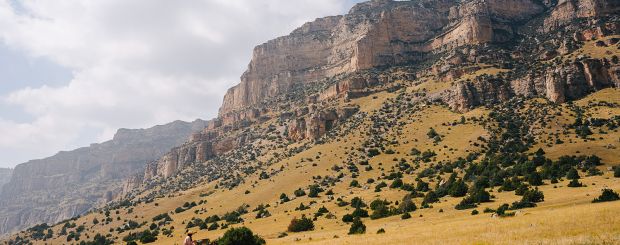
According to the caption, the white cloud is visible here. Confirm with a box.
[0,0,359,167]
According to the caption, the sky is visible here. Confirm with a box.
[0,0,364,168]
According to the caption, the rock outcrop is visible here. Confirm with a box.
[0,120,207,235]
[219,0,547,123]
[287,107,359,141]
[444,58,620,112]
[0,168,11,191]
[535,59,614,103]
[543,0,620,32]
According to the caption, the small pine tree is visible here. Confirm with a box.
[287,216,314,232]
[390,178,403,188]
[566,168,580,180]
[615,167,620,178]
[217,227,265,245]
[399,195,417,213]
[528,172,543,186]
[592,189,620,203]
[448,180,468,197]
[567,179,583,188]
[348,217,366,235]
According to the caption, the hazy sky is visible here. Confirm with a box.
[0,0,364,168]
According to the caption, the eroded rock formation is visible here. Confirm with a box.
[219,0,547,123]
[0,120,207,235]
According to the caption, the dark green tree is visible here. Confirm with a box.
[217,227,265,245]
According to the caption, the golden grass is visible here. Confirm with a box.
[457,66,510,82]
[569,35,620,60]
[10,89,620,245]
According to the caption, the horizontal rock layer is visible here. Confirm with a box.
[219,0,548,118]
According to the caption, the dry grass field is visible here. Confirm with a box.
[11,87,618,245]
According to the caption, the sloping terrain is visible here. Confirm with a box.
[3,0,620,244]
[7,86,619,244]
[0,120,208,235]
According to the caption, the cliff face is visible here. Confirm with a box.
[0,169,11,190]
[219,0,545,119]
[127,0,620,193]
[0,120,207,235]
[443,58,620,112]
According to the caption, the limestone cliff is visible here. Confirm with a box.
[219,0,546,119]
[0,120,207,235]
[129,0,620,193]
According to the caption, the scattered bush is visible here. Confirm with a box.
[592,189,620,203]
[348,217,366,235]
[287,216,314,232]
[217,227,265,245]
[567,179,583,188]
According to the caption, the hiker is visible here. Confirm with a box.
[184,231,197,245]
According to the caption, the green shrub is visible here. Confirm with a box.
[370,203,391,220]
[511,188,544,209]
[348,217,366,235]
[350,197,366,208]
[527,172,543,186]
[217,227,265,245]
[308,185,322,198]
[342,214,354,223]
[294,188,306,197]
[399,195,417,213]
[139,230,157,244]
[448,180,468,197]
[390,178,403,188]
[422,191,439,205]
[592,189,620,203]
[566,168,580,180]
[351,208,369,218]
[374,182,386,192]
[455,196,477,210]
[401,212,411,219]
[567,179,583,187]
[287,216,314,232]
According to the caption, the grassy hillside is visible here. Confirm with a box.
[6,85,619,245]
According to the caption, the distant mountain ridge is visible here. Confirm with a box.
[0,169,11,191]
[0,119,207,234]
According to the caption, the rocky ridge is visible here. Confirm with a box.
[0,120,207,235]
[124,0,620,191]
